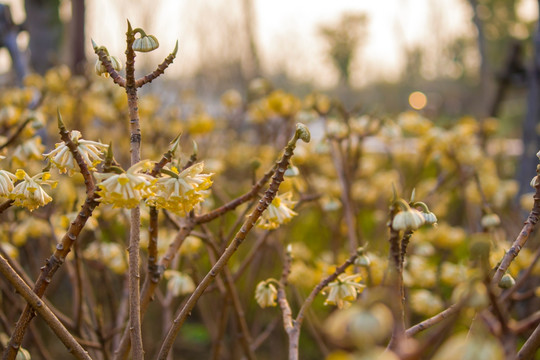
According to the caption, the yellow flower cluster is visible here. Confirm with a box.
[44,130,108,176]
[148,163,213,215]
[9,170,57,211]
[95,161,155,209]
[256,192,298,230]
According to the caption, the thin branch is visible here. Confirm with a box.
[405,304,460,337]
[491,177,540,286]
[94,46,126,87]
[0,255,91,360]
[516,321,540,359]
[135,41,178,88]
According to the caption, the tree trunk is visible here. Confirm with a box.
[517,1,540,199]
[24,0,62,74]
[70,0,85,75]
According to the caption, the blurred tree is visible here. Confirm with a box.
[517,1,540,199]
[24,0,62,74]
[70,0,85,75]
[241,0,261,81]
[0,3,26,84]
[319,13,368,88]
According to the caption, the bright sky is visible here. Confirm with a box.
[2,0,538,87]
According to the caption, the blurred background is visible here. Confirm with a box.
[0,0,539,192]
[0,0,535,105]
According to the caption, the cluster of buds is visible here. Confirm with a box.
[392,198,437,232]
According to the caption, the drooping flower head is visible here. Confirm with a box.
[256,192,298,230]
[0,170,16,197]
[254,280,278,308]
[148,162,213,215]
[44,130,108,176]
[95,161,155,209]
[10,169,57,211]
[323,274,365,309]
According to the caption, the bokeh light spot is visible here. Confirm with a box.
[409,91,427,110]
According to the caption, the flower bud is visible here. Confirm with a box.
[255,280,278,308]
[498,274,515,289]
[296,123,311,143]
[133,34,159,52]
[355,254,371,267]
[392,207,425,231]
[481,213,500,229]
[95,56,122,77]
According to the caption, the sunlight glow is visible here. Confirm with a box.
[409,91,427,110]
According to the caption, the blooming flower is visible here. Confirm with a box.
[10,169,57,211]
[43,130,108,175]
[164,270,195,296]
[148,163,213,215]
[256,192,298,230]
[254,280,278,308]
[0,170,16,197]
[323,274,365,309]
[95,161,155,209]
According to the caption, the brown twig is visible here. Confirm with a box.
[93,46,126,88]
[0,255,91,360]
[135,41,178,88]
[405,304,460,337]
[516,321,540,359]
[491,170,540,287]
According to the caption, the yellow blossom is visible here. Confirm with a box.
[10,170,57,211]
[323,274,365,309]
[95,161,155,209]
[44,130,108,175]
[0,170,16,197]
[256,192,298,230]
[254,280,278,308]
[148,162,213,215]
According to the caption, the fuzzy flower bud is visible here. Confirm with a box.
[132,33,159,52]
[498,274,515,289]
[392,205,426,231]
[95,55,122,77]
[481,213,501,229]
[255,280,278,308]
